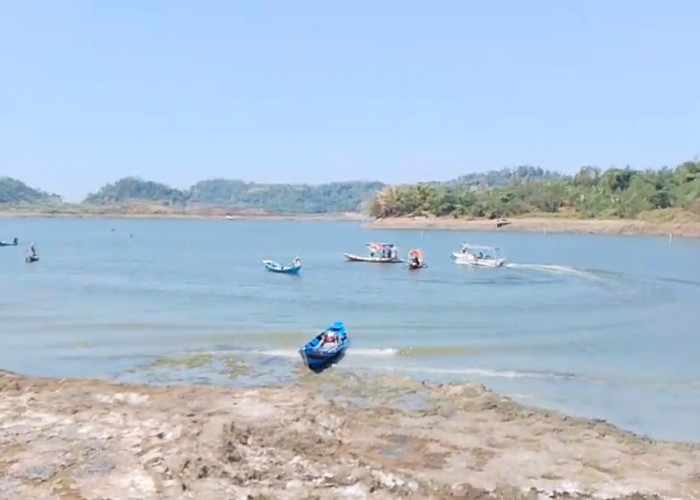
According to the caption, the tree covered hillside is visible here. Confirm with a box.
[0,177,61,205]
[187,179,385,214]
[370,161,700,220]
[441,166,563,190]
[83,177,385,214]
[83,177,187,206]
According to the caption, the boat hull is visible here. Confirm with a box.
[299,322,349,372]
[25,255,39,263]
[408,263,427,270]
[263,260,301,274]
[343,253,403,263]
[451,252,506,268]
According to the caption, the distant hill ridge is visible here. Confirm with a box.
[1,161,698,218]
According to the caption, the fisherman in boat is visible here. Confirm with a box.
[29,243,37,257]
[411,254,421,267]
[321,329,338,348]
[13,237,18,245]
[293,257,301,267]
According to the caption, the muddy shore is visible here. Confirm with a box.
[4,210,699,238]
[1,369,698,499]
[368,216,700,238]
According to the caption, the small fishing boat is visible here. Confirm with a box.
[452,243,506,268]
[299,321,349,372]
[407,248,426,270]
[0,237,18,247]
[25,254,39,263]
[344,242,403,263]
[263,257,302,274]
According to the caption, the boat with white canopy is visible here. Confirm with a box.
[451,243,506,268]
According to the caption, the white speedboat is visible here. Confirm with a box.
[452,243,506,268]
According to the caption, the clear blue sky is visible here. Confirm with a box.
[1,0,698,201]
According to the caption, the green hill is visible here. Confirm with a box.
[186,179,385,214]
[82,177,385,214]
[0,177,61,205]
[83,177,187,206]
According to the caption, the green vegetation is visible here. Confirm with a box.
[3,161,699,220]
[65,177,383,214]
[370,161,700,221]
[185,179,385,214]
[84,177,187,206]
[0,177,62,206]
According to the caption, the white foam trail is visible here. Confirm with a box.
[256,348,398,358]
[387,366,555,379]
[349,348,398,357]
[256,349,299,358]
[506,263,610,283]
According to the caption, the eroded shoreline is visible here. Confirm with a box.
[3,210,700,238]
[1,369,698,499]
[368,216,700,238]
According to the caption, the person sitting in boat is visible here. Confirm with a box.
[13,237,18,245]
[293,257,301,267]
[411,255,420,267]
[321,330,338,348]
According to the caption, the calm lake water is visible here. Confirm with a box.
[1,218,699,442]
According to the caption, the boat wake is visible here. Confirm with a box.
[254,347,399,359]
[383,365,582,380]
[505,263,611,284]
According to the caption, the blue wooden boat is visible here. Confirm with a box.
[263,258,302,275]
[299,321,349,371]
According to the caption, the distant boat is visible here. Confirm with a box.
[452,243,506,268]
[25,244,39,263]
[225,215,241,220]
[299,321,349,372]
[0,237,18,247]
[344,242,403,263]
[263,258,302,274]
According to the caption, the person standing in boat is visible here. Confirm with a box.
[29,243,36,257]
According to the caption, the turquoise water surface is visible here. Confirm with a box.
[1,218,699,442]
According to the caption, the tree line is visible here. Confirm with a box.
[3,160,699,218]
[370,160,700,220]
[0,176,385,215]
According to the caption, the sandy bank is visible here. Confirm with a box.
[1,370,697,499]
[368,216,700,238]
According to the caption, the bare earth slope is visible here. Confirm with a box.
[368,217,700,238]
[1,370,698,499]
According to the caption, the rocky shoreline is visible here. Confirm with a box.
[1,369,698,499]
